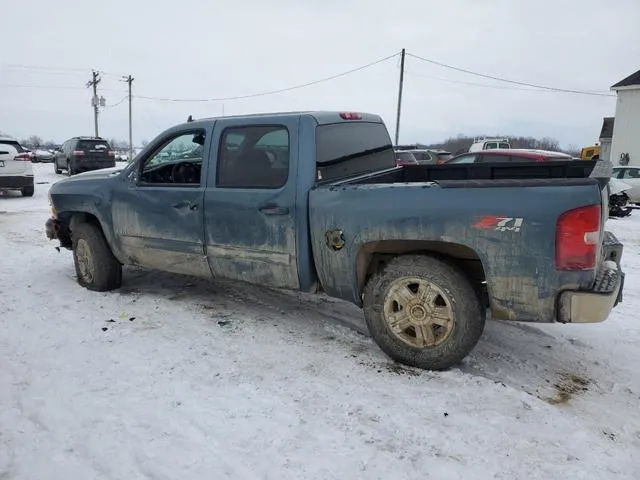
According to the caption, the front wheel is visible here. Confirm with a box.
[72,222,122,291]
[363,255,485,370]
[21,185,34,197]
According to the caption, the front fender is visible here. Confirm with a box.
[49,175,122,262]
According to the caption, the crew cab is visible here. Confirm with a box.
[45,111,624,370]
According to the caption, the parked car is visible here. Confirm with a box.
[612,166,640,203]
[45,111,624,371]
[54,137,115,176]
[395,145,452,165]
[468,137,511,152]
[608,178,634,217]
[395,150,419,166]
[445,149,575,164]
[32,149,55,163]
[0,137,34,196]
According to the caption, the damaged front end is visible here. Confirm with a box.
[45,216,60,240]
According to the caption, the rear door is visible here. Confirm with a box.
[0,141,28,176]
[203,118,301,289]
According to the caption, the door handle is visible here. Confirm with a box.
[172,200,198,211]
[259,204,289,215]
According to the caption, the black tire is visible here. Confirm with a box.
[363,254,485,370]
[72,222,122,291]
[21,185,34,197]
[54,162,62,174]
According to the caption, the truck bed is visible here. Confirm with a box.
[337,160,602,188]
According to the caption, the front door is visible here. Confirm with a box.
[111,128,211,278]
[203,118,300,289]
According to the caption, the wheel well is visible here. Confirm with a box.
[57,212,102,248]
[356,240,487,303]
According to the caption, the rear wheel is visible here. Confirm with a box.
[66,161,74,176]
[72,222,122,291]
[54,161,62,174]
[363,255,485,370]
[21,185,34,197]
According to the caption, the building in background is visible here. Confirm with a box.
[610,69,640,166]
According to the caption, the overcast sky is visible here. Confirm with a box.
[1,0,639,149]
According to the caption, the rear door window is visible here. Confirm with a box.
[448,154,477,164]
[217,125,290,188]
[316,122,395,181]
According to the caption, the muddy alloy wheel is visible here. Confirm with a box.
[363,255,485,371]
[75,238,95,285]
[384,277,454,348]
[72,221,122,291]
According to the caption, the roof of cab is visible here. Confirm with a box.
[175,111,384,128]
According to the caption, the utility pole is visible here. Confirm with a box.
[394,48,406,145]
[122,75,134,161]
[86,70,101,137]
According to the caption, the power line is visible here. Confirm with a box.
[404,69,552,92]
[103,96,129,108]
[134,52,401,102]
[1,63,90,73]
[0,83,126,93]
[406,52,615,97]
[0,64,127,79]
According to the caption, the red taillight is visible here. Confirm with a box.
[73,150,84,157]
[14,153,31,161]
[107,150,115,157]
[339,112,362,120]
[437,159,444,164]
[556,204,601,270]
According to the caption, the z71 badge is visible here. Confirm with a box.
[473,216,524,233]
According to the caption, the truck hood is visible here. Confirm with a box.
[62,166,126,181]
[49,166,127,198]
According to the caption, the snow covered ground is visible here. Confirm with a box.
[1,164,639,479]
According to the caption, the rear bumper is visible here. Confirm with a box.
[0,175,34,189]
[73,161,115,172]
[557,231,625,323]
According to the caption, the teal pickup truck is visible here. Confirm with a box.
[45,111,624,370]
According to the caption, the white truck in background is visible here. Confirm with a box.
[469,137,511,152]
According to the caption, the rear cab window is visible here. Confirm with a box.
[315,122,395,182]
